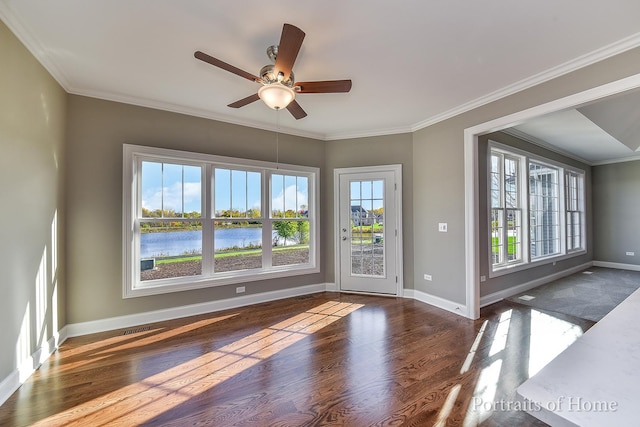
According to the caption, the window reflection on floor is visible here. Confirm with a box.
[461,305,586,426]
[528,309,583,377]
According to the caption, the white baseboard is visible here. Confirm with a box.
[0,331,66,407]
[593,260,640,271]
[404,289,468,317]
[0,371,19,408]
[66,283,330,338]
[480,262,593,307]
[325,282,338,292]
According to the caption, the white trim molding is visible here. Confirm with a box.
[404,289,468,317]
[0,330,67,407]
[66,283,329,338]
[593,261,640,272]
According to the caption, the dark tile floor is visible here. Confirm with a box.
[507,267,640,321]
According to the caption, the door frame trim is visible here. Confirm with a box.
[333,164,403,296]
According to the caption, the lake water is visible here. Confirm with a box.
[141,228,263,258]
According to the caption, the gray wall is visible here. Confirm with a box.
[324,134,414,289]
[593,160,640,265]
[65,96,326,323]
[412,47,640,305]
[0,22,67,382]
[65,97,416,323]
[477,132,593,297]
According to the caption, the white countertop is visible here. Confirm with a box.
[517,287,640,427]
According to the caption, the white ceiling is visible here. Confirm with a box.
[510,89,640,165]
[2,0,640,144]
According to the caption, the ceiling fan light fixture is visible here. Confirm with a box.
[258,83,295,110]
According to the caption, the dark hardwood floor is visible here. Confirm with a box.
[0,292,594,426]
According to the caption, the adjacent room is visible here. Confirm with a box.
[2,2,640,425]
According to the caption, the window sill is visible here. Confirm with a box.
[124,264,320,298]
[489,249,587,279]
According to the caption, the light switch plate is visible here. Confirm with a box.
[438,223,447,232]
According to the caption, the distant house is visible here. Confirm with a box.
[351,205,377,226]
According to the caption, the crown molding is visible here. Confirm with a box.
[3,0,640,142]
[67,87,326,140]
[410,31,640,133]
[0,3,72,89]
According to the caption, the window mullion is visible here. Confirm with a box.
[500,156,508,266]
[202,164,214,276]
[559,170,567,255]
[160,162,165,217]
[263,170,273,268]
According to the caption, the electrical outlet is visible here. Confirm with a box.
[438,223,448,232]
[480,275,486,282]
[236,286,246,293]
[626,252,635,256]
[424,274,432,281]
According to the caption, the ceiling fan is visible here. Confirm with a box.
[194,23,352,120]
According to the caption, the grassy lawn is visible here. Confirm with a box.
[154,245,309,264]
[352,224,383,233]
[492,236,518,255]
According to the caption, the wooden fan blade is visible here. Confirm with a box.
[228,93,260,108]
[294,80,352,94]
[274,24,305,82]
[286,99,307,120]
[195,51,261,83]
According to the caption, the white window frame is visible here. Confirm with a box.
[528,160,562,261]
[488,141,586,278]
[565,170,585,253]
[489,149,527,270]
[123,144,320,298]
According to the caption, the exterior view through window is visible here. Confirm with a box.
[349,179,385,277]
[489,142,585,275]
[123,145,319,297]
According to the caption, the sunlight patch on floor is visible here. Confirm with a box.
[464,359,503,426]
[462,309,511,425]
[48,314,238,375]
[31,300,363,427]
[528,309,582,377]
[96,315,238,355]
[433,384,461,427]
[460,320,488,374]
[489,309,512,357]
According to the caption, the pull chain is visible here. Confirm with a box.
[275,109,280,170]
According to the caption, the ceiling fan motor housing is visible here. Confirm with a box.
[259,63,295,87]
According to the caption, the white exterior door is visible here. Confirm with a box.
[335,165,402,295]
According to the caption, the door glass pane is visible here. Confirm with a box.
[350,179,384,277]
